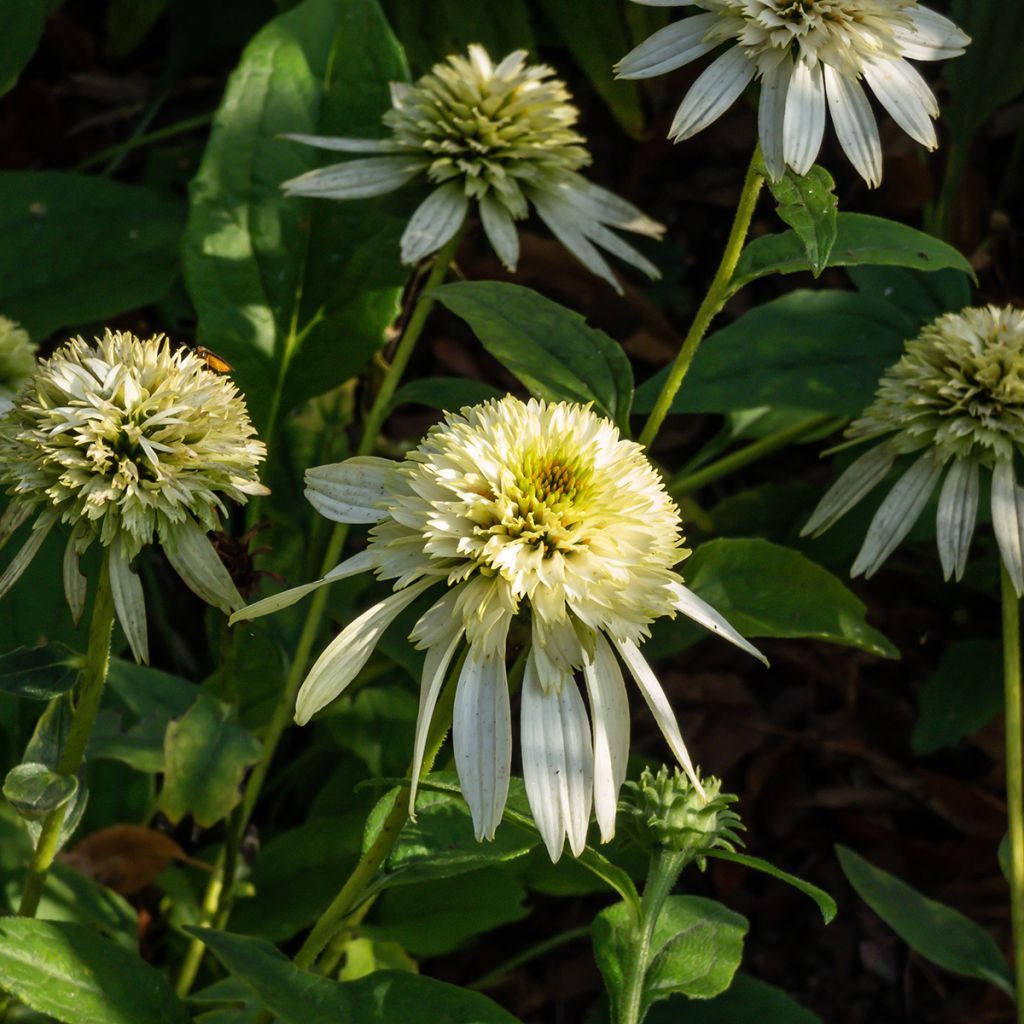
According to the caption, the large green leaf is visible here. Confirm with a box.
[731,213,975,291]
[433,281,634,431]
[649,975,822,1024]
[766,165,838,277]
[836,845,1013,996]
[0,173,184,338]
[392,376,504,412]
[0,0,46,96]
[183,0,411,432]
[708,851,836,923]
[633,290,910,418]
[0,919,191,1024]
[0,644,78,700]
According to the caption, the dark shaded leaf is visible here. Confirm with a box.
[0,0,46,96]
[0,644,78,700]
[708,850,836,922]
[649,974,822,1023]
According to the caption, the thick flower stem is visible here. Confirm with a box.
[639,150,765,450]
[1001,563,1024,1021]
[18,556,115,917]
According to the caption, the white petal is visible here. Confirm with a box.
[936,458,979,582]
[400,184,469,265]
[0,514,54,600]
[824,66,882,188]
[281,156,425,199]
[479,193,520,271]
[564,177,664,237]
[582,632,630,843]
[521,654,594,861]
[613,637,703,795]
[0,501,32,551]
[670,45,755,141]
[894,6,970,61]
[759,57,794,181]
[579,222,661,280]
[992,459,1024,596]
[162,519,243,614]
[802,444,896,537]
[531,191,620,292]
[304,457,399,524]
[862,57,938,150]
[784,59,826,175]
[109,541,148,665]
[453,648,512,842]
[667,582,768,665]
[851,452,943,578]
[62,527,88,627]
[281,132,405,153]
[616,14,718,80]
[295,577,436,725]
[230,549,376,625]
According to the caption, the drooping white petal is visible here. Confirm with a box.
[109,539,148,665]
[0,514,54,600]
[616,13,717,80]
[521,654,594,861]
[453,647,512,842]
[582,632,630,842]
[824,66,882,188]
[802,444,896,537]
[862,57,938,150]
[281,156,426,200]
[281,133,405,153]
[894,6,970,61]
[0,501,32,552]
[570,179,664,237]
[783,59,826,175]
[295,577,436,725]
[230,549,376,625]
[669,45,755,141]
[304,457,400,524]
[580,222,661,281]
[400,183,469,265]
[613,637,703,796]
[936,458,979,581]
[851,452,944,578]
[758,57,794,181]
[61,526,88,626]
[531,190,620,292]
[992,459,1024,596]
[667,582,768,665]
[479,193,520,271]
[162,519,244,614]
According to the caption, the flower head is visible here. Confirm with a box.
[803,306,1024,590]
[0,317,36,414]
[234,396,764,860]
[618,0,969,186]
[0,330,267,662]
[281,45,664,292]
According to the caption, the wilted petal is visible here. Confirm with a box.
[531,190,619,292]
[281,132,405,153]
[0,501,32,552]
[109,539,149,665]
[162,519,243,614]
[62,525,89,626]
[992,459,1024,596]
[479,193,520,271]
[894,6,970,60]
[0,514,54,600]
[759,57,793,181]
[305,457,400,523]
[802,443,896,537]
[936,458,979,581]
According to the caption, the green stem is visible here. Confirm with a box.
[1001,563,1024,1022]
[18,556,116,917]
[72,112,214,173]
[174,847,227,998]
[668,413,838,497]
[638,151,765,450]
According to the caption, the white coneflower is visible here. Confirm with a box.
[234,397,764,861]
[0,330,267,663]
[803,306,1024,591]
[0,317,36,415]
[618,0,968,186]
[281,45,664,293]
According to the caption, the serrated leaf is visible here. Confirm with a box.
[3,762,77,821]
[0,644,78,700]
[767,165,838,276]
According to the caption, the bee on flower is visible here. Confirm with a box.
[233,396,764,861]
[280,45,664,293]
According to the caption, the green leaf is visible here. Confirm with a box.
[159,694,261,827]
[912,639,1003,755]
[0,172,185,338]
[392,376,504,412]
[766,165,838,277]
[731,213,975,292]
[633,290,910,418]
[0,644,78,700]
[836,844,1013,996]
[3,762,77,821]
[847,265,971,325]
[182,0,411,432]
[649,539,898,660]
[593,896,747,1017]
[0,918,191,1024]
[647,975,822,1024]
[433,281,634,431]
[191,926,523,1023]
[707,851,836,923]
[0,0,46,96]
[105,0,168,57]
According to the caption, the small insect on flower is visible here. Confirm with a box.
[0,330,267,663]
[280,45,664,293]
[193,346,234,374]
[803,305,1024,591]
[233,396,765,861]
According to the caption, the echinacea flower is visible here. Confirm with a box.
[803,306,1024,591]
[281,45,664,293]
[0,330,267,662]
[233,396,764,860]
[0,317,36,415]
[617,0,969,186]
